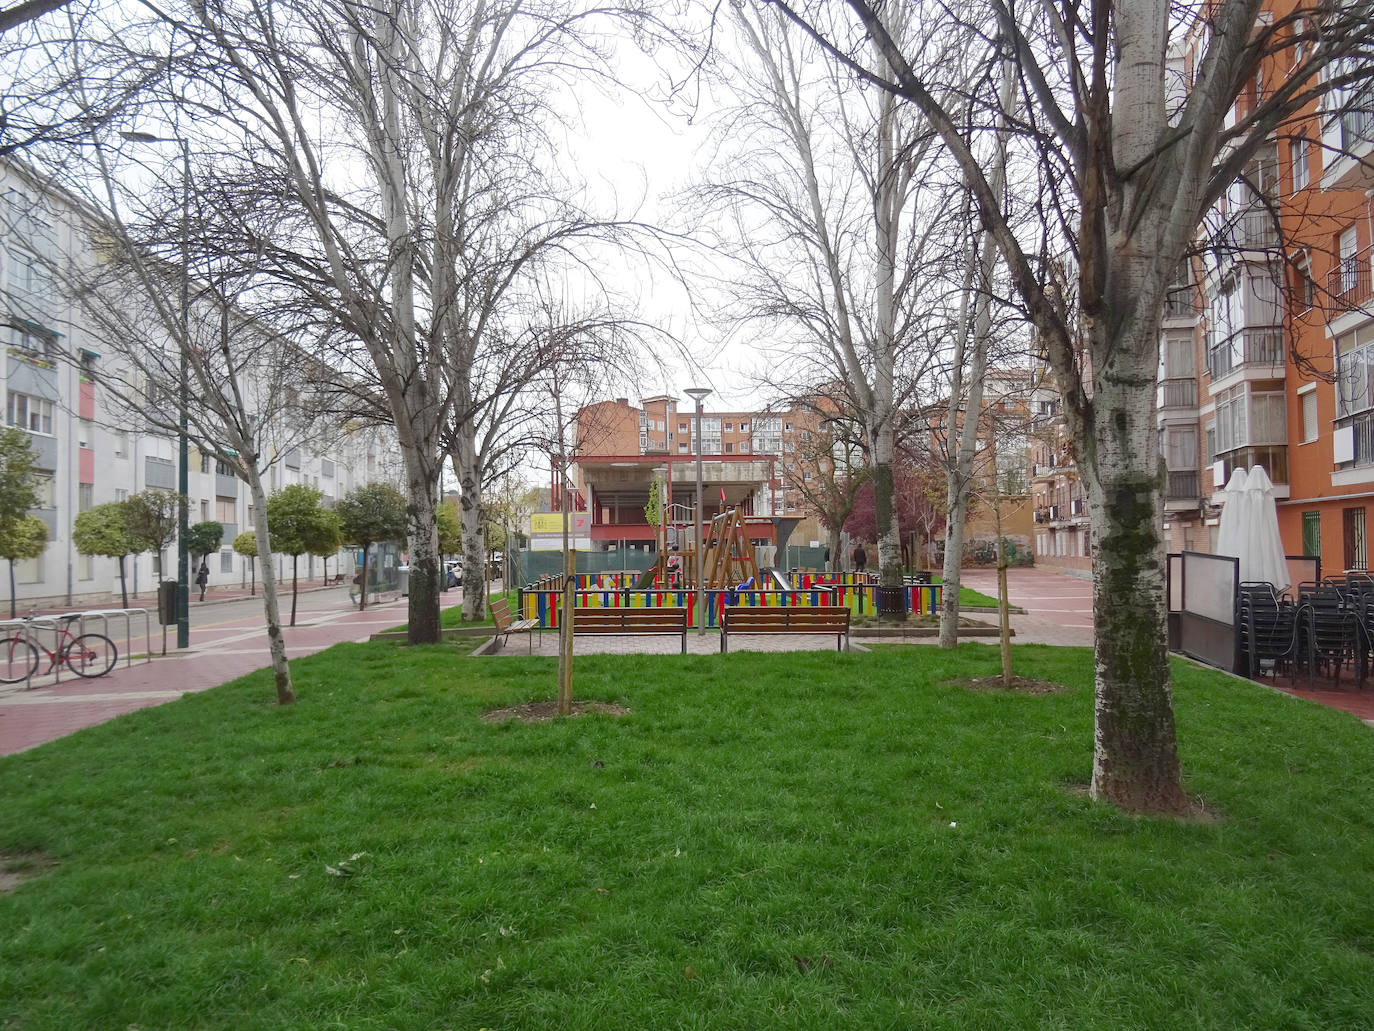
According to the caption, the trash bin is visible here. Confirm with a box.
[875,584,909,619]
[157,580,180,625]
[397,565,410,597]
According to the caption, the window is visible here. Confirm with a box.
[6,391,53,434]
[114,488,128,503]
[1302,390,1318,442]
[678,442,688,453]
[1338,227,1359,295]
[1336,324,1374,417]
[33,474,54,508]
[1302,511,1321,557]
[1291,136,1309,192]
[724,442,733,453]
[678,422,687,433]
[78,483,93,512]
[15,556,42,585]
[216,497,235,523]
[144,456,175,489]
[201,499,210,521]
[220,549,234,573]
[1294,253,1315,310]
[739,421,748,432]
[200,455,211,474]
[1345,506,1368,571]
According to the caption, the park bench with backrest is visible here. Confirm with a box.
[490,597,541,652]
[569,607,689,654]
[720,605,851,653]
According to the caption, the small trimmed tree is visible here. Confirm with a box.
[124,489,185,582]
[0,514,47,618]
[267,484,328,626]
[73,502,140,608]
[336,484,407,612]
[308,509,344,585]
[233,530,258,596]
[185,521,225,571]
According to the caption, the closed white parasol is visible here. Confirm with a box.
[1217,465,1290,591]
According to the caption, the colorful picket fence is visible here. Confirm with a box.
[516,581,940,628]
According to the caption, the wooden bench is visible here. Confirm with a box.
[569,607,689,654]
[490,597,541,652]
[720,605,851,653]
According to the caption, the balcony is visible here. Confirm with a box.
[1206,327,1283,380]
[1221,206,1279,253]
[1033,506,1050,524]
[1327,245,1372,316]
[1166,469,1200,501]
[1321,86,1374,192]
[1218,446,1288,485]
[1158,377,1198,410]
[1163,291,1197,321]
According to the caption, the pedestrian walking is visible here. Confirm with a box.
[853,544,868,573]
[195,562,210,601]
[349,569,363,605]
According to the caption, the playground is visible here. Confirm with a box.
[518,504,941,631]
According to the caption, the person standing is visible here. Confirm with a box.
[195,562,210,601]
[853,544,868,574]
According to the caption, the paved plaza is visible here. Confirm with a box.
[2,567,1370,755]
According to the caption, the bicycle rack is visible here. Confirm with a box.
[71,609,152,669]
[0,609,152,689]
[0,616,67,686]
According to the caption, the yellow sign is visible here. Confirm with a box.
[530,513,567,533]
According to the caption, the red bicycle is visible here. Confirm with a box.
[0,614,118,683]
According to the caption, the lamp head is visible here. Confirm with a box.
[684,387,711,404]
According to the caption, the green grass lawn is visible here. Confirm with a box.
[3,643,1372,1029]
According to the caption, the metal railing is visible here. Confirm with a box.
[1207,327,1284,378]
[1167,469,1201,501]
[1327,245,1372,311]
[0,608,151,688]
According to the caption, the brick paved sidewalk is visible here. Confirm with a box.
[0,593,411,756]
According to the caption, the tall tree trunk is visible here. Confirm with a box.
[452,442,488,623]
[827,525,842,573]
[870,420,902,587]
[290,554,298,627]
[403,456,441,645]
[247,474,294,705]
[1085,320,1184,812]
[249,557,255,597]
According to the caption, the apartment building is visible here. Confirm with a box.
[1,158,403,609]
[1150,7,1374,572]
[570,396,823,553]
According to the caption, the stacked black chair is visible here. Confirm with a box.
[1295,581,1358,684]
[1336,574,1374,686]
[1235,582,1298,681]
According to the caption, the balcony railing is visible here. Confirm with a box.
[1337,87,1374,150]
[1224,206,1279,251]
[1327,244,1372,312]
[1219,446,1289,485]
[1347,411,1374,467]
[1163,291,1197,319]
[1159,377,1198,408]
[1206,327,1283,379]
[1166,469,1200,501]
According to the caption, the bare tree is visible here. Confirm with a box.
[140,0,677,644]
[698,3,966,591]
[766,0,1374,811]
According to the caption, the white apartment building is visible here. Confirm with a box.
[1,158,404,610]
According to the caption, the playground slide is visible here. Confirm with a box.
[757,567,791,592]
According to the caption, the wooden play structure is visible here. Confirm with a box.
[639,505,759,589]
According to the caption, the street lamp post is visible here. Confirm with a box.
[685,387,711,635]
[122,131,191,649]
